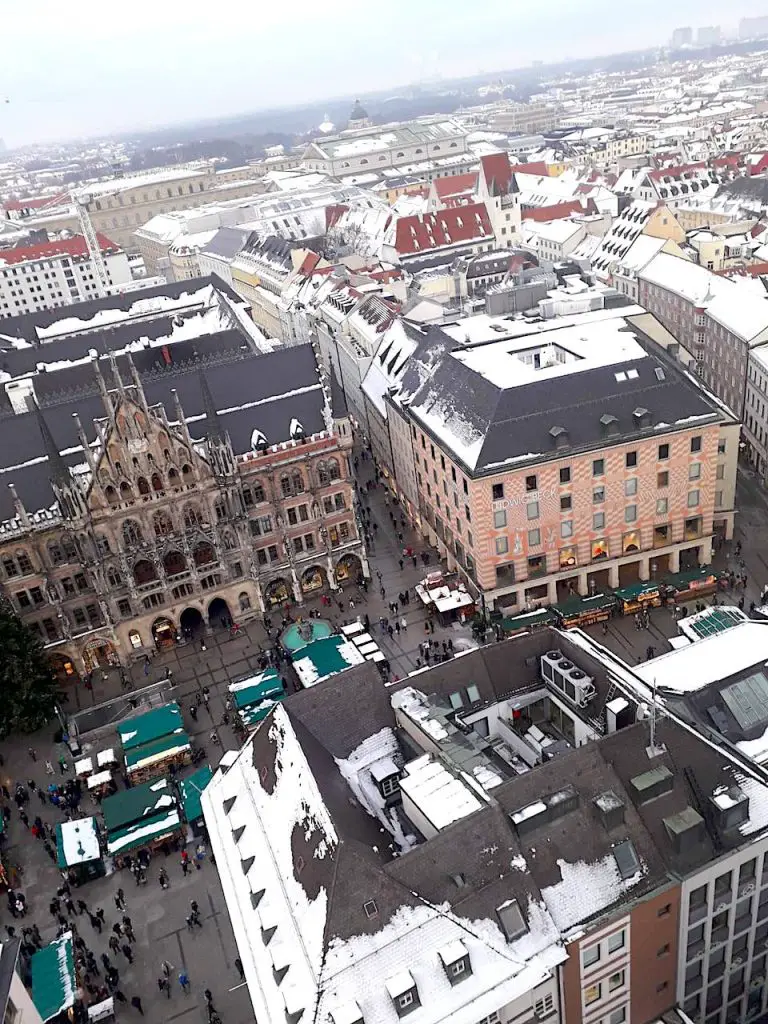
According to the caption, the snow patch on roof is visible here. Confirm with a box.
[541,854,646,932]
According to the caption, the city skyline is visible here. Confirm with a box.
[2,0,767,147]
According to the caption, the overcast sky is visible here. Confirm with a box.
[1,0,767,147]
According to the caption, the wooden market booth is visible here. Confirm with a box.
[117,703,192,783]
[102,777,183,868]
[31,933,77,1023]
[500,607,558,637]
[662,565,722,604]
[552,591,616,628]
[614,581,663,616]
[415,572,475,625]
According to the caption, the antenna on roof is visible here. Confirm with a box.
[647,677,666,758]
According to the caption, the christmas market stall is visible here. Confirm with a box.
[55,817,105,887]
[552,591,616,628]
[614,581,663,616]
[500,607,557,637]
[415,572,475,625]
[102,778,182,868]
[178,764,213,838]
[662,565,722,604]
[31,932,77,1023]
[117,703,191,783]
[229,669,286,734]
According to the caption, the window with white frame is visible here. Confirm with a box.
[583,944,600,968]
[607,930,625,953]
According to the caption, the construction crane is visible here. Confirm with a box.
[72,191,111,297]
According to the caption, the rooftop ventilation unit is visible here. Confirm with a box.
[540,651,565,683]
[566,666,597,707]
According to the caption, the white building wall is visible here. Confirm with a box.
[0,248,131,318]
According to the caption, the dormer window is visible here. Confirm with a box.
[370,758,400,801]
[386,972,420,1017]
[438,940,472,985]
[330,1003,364,1024]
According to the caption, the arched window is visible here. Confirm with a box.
[48,542,64,565]
[95,534,110,555]
[317,462,329,486]
[193,541,216,567]
[153,510,174,537]
[239,592,251,612]
[132,457,140,469]
[214,500,226,521]
[280,474,292,498]
[107,567,122,588]
[328,459,340,481]
[123,520,142,546]
[168,468,179,486]
[105,485,118,505]
[151,473,163,492]
[135,412,146,433]
[162,550,186,576]
[163,449,172,462]
[222,531,236,551]
[183,505,202,529]
[114,461,123,475]
[137,477,150,495]
[133,559,157,586]
[119,481,133,500]
[252,482,265,503]
[291,470,304,494]
[181,464,193,481]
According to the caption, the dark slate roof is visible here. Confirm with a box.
[200,226,253,260]
[0,275,240,345]
[407,321,725,475]
[0,343,325,521]
[329,368,348,419]
[717,176,768,205]
[286,662,392,760]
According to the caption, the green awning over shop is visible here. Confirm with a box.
[663,565,718,589]
[106,808,182,856]
[102,777,176,833]
[501,608,557,632]
[553,591,615,617]
[614,581,661,601]
[32,933,75,1022]
[124,730,191,773]
[229,669,283,710]
[179,765,213,825]
[117,703,184,751]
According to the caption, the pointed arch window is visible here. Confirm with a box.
[137,477,150,496]
[122,520,142,546]
[153,511,174,537]
[151,473,163,492]
[183,505,202,529]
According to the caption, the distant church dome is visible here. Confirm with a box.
[318,114,334,134]
[349,99,369,126]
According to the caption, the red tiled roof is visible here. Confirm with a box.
[648,162,707,182]
[480,152,514,195]
[3,193,68,212]
[524,201,584,222]
[0,234,120,266]
[298,251,321,276]
[510,160,549,177]
[716,261,768,278]
[433,173,478,199]
[394,204,493,256]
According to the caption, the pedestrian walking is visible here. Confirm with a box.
[158,977,171,999]
[122,943,133,963]
[234,957,244,980]
[76,899,87,915]
[115,888,126,911]
[28,748,36,762]
[204,989,215,1009]
[131,995,144,1015]
[112,922,123,938]
[158,867,169,889]
[96,907,105,924]
[89,913,102,933]
[179,972,190,992]
[161,960,174,978]
[109,936,120,955]
[400,616,407,632]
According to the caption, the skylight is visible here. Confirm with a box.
[496,899,528,941]
[613,839,640,880]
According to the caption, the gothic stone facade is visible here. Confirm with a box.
[0,386,364,680]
